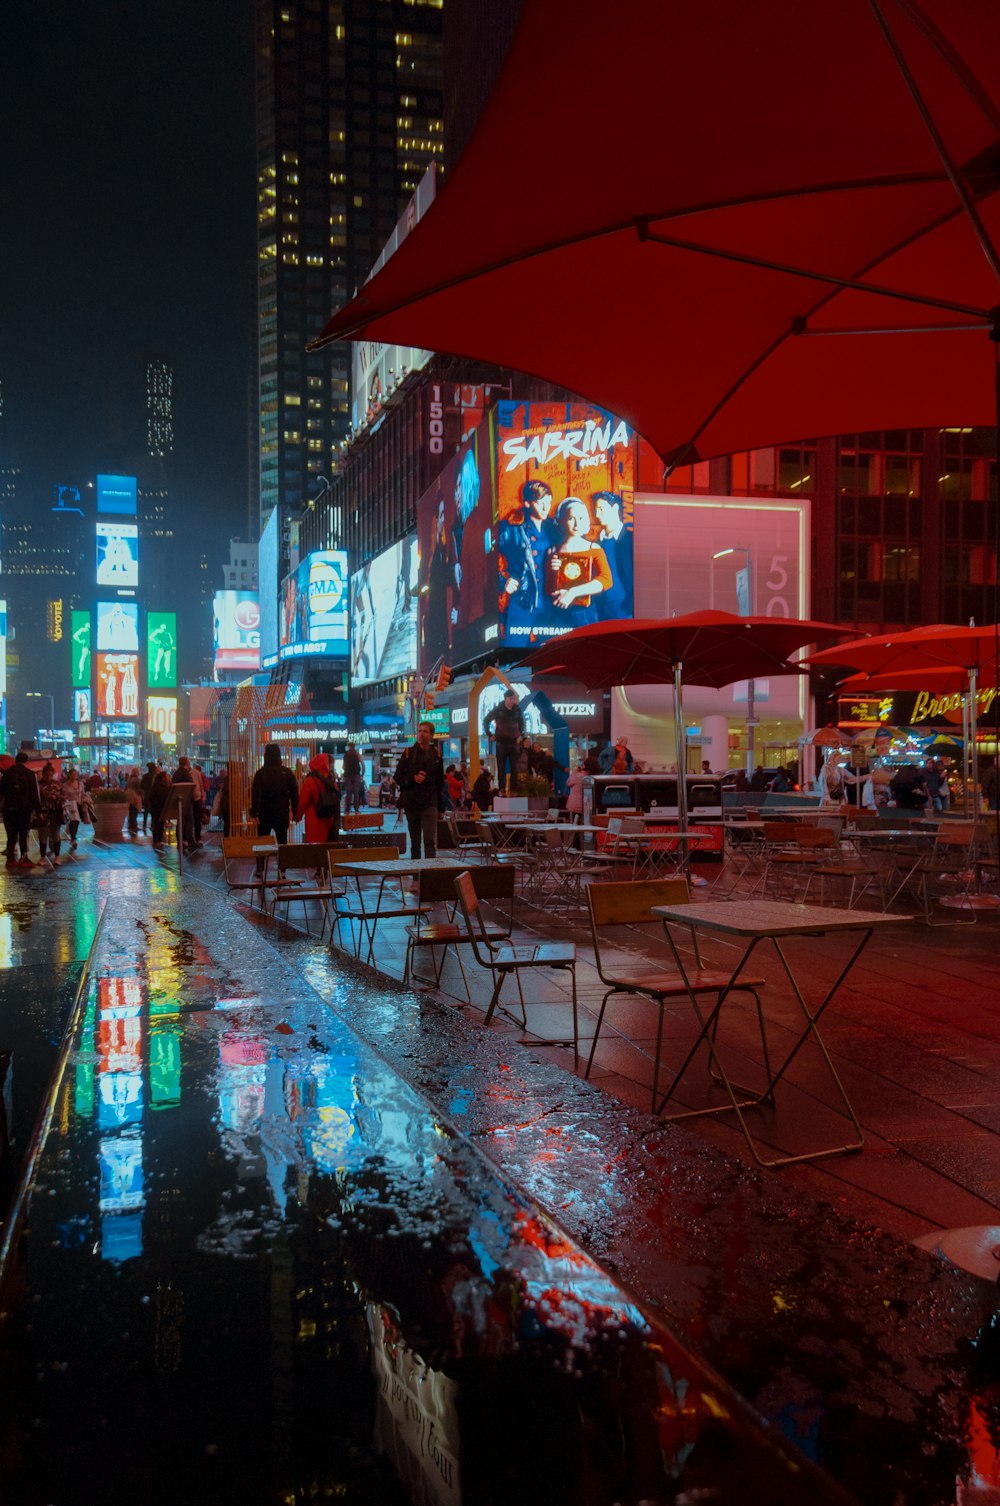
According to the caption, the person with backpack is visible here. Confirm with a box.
[296,752,341,844]
[2,752,42,866]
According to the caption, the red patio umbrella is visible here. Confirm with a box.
[309,0,1000,465]
[522,610,850,829]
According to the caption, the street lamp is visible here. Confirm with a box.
[26,692,56,742]
[713,546,757,775]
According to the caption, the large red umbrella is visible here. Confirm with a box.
[522,610,850,829]
[309,0,1000,464]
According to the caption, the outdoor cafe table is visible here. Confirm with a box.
[650,899,904,1169]
[331,856,477,962]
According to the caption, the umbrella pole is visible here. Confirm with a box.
[961,689,970,816]
[673,660,689,840]
[969,667,980,819]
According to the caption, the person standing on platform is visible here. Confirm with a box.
[483,688,525,795]
[395,720,445,859]
[250,744,299,847]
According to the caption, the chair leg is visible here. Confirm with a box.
[585,988,616,1079]
[483,968,508,1026]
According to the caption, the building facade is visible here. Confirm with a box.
[254,0,444,572]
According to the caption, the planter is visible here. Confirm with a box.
[92,803,127,842]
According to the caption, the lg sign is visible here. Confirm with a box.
[233,598,260,633]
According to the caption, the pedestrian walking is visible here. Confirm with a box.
[62,766,84,850]
[341,743,366,814]
[148,769,172,849]
[295,753,341,858]
[2,752,41,866]
[125,767,143,835]
[37,763,64,864]
[394,720,445,858]
[250,744,299,846]
[139,761,157,833]
[171,757,200,851]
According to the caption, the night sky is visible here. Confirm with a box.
[0,0,256,546]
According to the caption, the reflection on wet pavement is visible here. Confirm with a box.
[0,877,860,1506]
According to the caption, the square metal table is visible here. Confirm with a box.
[651,899,905,1167]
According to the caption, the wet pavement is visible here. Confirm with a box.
[0,839,997,1504]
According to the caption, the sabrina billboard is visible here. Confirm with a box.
[494,401,636,646]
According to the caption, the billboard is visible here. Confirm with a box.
[416,421,496,672]
[71,609,91,687]
[95,653,140,719]
[0,600,5,753]
[213,591,260,672]
[350,537,418,688]
[96,601,139,652]
[75,689,92,722]
[147,611,177,688]
[96,522,139,586]
[96,474,137,516]
[278,550,349,661]
[146,696,178,743]
[494,401,636,646]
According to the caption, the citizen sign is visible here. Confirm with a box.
[553,702,596,718]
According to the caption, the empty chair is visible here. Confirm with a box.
[328,845,428,960]
[221,835,278,909]
[453,870,578,1059]
[586,879,769,1111]
[342,811,385,831]
[404,865,516,996]
[270,842,349,937]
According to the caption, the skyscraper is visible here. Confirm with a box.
[253,0,444,572]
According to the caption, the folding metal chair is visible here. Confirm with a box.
[221,835,278,909]
[404,865,516,996]
[586,879,769,1111]
[453,870,578,1059]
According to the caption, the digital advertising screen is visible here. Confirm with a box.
[95,653,140,719]
[147,611,177,688]
[74,689,92,722]
[96,521,139,587]
[416,420,496,672]
[494,400,636,646]
[213,591,260,672]
[96,600,139,652]
[258,507,280,665]
[71,609,91,687]
[146,696,178,743]
[96,474,137,516]
[278,550,349,661]
[349,537,418,688]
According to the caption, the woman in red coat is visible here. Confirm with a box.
[295,753,341,842]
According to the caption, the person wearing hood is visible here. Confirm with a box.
[250,744,299,845]
[296,752,341,844]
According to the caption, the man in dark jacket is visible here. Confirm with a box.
[140,761,157,833]
[341,742,365,814]
[394,720,445,858]
[2,752,41,865]
[250,743,299,845]
[483,689,525,795]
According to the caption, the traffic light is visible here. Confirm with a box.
[423,691,435,710]
[435,664,452,692]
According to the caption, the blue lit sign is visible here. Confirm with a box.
[97,474,137,516]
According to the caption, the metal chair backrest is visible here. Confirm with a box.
[453,871,500,966]
[792,826,837,851]
[934,821,976,851]
[587,878,690,985]
[328,845,399,879]
[276,842,332,874]
[761,822,801,846]
[419,862,515,914]
[222,834,277,884]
